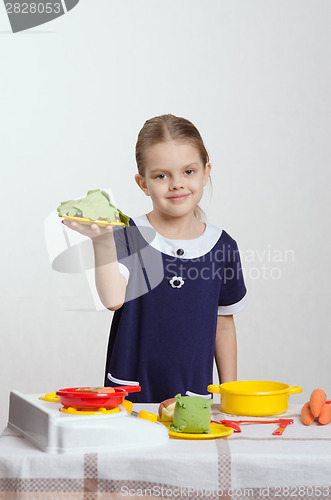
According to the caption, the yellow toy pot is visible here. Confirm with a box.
[208,381,302,416]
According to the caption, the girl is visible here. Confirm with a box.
[62,114,247,402]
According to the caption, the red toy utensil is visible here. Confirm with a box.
[272,419,294,435]
[211,418,294,434]
[215,420,242,432]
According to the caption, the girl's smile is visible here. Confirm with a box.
[167,194,191,201]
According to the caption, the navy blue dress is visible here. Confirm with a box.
[104,215,247,403]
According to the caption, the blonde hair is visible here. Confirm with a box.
[135,114,211,222]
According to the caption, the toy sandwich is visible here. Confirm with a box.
[57,189,130,227]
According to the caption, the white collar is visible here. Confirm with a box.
[131,214,222,259]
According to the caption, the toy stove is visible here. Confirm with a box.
[8,389,168,454]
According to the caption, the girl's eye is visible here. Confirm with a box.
[156,174,167,179]
[185,169,194,175]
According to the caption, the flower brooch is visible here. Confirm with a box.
[169,276,184,289]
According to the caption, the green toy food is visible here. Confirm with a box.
[57,189,130,226]
[170,394,213,434]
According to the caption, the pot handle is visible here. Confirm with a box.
[288,385,302,395]
[207,384,223,394]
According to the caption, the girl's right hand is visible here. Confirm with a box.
[61,218,114,240]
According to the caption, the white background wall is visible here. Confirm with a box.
[0,0,330,431]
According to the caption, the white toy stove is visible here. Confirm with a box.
[8,391,168,454]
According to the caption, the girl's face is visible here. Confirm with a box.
[135,140,211,219]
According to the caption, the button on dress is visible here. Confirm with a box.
[105,215,247,403]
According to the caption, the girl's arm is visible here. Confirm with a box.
[92,232,127,311]
[215,315,237,383]
[62,220,127,311]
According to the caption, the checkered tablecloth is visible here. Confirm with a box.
[1,404,331,500]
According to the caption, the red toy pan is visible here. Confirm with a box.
[56,386,140,409]
[113,385,141,393]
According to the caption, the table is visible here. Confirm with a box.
[1,403,331,500]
